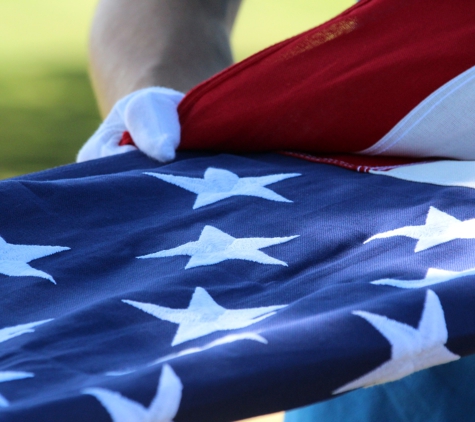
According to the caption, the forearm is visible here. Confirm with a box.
[89,0,242,117]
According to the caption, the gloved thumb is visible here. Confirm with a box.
[125,88,184,163]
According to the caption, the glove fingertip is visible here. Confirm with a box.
[158,148,176,163]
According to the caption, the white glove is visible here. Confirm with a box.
[77,87,185,163]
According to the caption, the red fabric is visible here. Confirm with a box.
[119,131,136,147]
[178,0,475,154]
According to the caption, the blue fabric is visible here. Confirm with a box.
[285,355,475,422]
[3,150,475,421]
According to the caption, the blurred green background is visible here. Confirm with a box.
[0,0,353,179]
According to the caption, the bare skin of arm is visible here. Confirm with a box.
[89,0,242,117]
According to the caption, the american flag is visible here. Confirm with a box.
[0,150,474,421]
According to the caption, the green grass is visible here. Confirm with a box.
[0,66,101,175]
[0,0,354,177]
[0,0,99,176]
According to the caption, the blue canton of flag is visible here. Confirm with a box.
[0,151,474,421]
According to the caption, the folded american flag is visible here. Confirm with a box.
[179,0,475,161]
[1,150,474,421]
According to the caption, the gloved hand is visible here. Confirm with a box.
[77,87,185,163]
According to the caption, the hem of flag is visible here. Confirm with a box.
[280,151,434,173]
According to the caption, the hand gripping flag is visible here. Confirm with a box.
[1,151,475,421]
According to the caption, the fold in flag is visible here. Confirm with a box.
[178,0,475,161]
[1,151,475,421]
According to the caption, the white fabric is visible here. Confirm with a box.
[0,319,53,407]
[84,364,182,422]
[145,167,301,210]
[106,333,268,377]
[78,87,184,163]
[364,206,475,252]
[145,168,301,209]
[137,225,299,269]
[333,291,459,394]
[123,287,285,346]
[0,236,70,284]
[0,320,52,343]
[371,267,475,289]
[370,160,475,189]
[360,65,475,159]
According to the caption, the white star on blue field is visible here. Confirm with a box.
[334,290,459,394]
[365,206,475,252]
[84,364,182,422]
[0,236,70,284]
[137,225,299,269]
[124,287,286,346]
[0,319,52,407]
[145,167,301,208]
[371,267,475,289]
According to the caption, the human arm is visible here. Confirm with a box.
[89,0,242,117]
